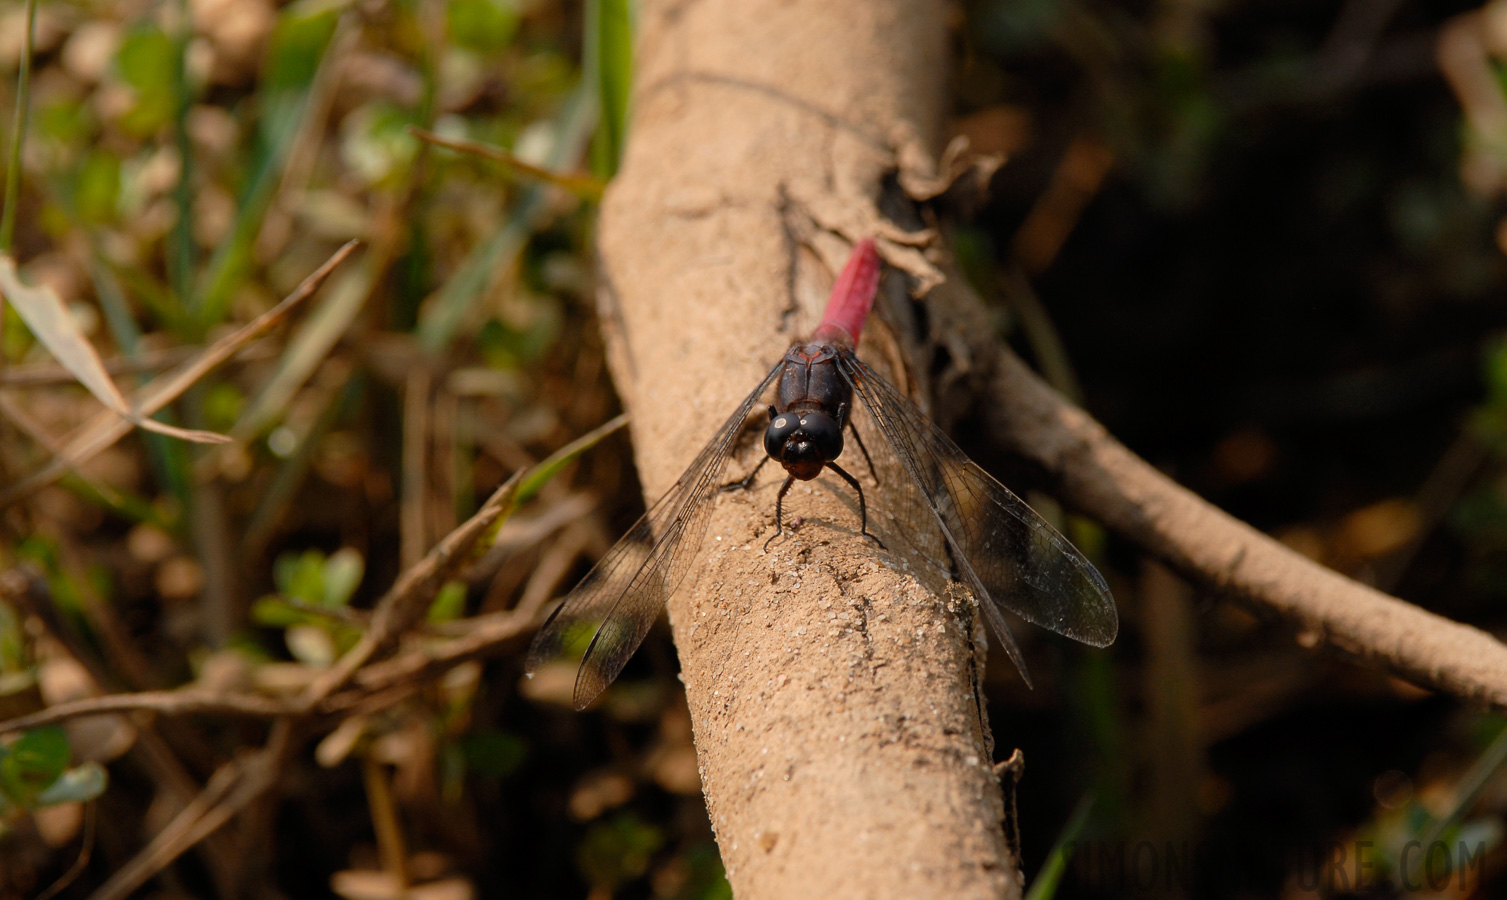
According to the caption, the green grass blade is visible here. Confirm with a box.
[584,0,634,179]
[1025,794,1095,900]
[0,0,37,255]
[232,263,372,441]
[517,412,628,504]
[415,80,596,351]
[192,7,340,329]
[169,0,196,306]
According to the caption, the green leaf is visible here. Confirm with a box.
[274,549,329,606]
[415,79,596,350]
[428,580,467,623]
[678,842,732,900]
[321,548,365,608]
[339,102,422,187]
[251,596,311,628]
[1484,336,1507,408]
[74,151,121,224]
[0,727,71,811]
[37,99,95,146]
[264,7,341,93]
[457,729,527,777]
[577,812,665,891]
[113,24,177,136]
[193,6,339,327]
[448,0,520,53]
[202,382,246,432]
[0,603,24,672]
[33,762,108,807]
[517,412,628,504]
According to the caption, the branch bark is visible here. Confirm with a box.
[597,2,1017,899]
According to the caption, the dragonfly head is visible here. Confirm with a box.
[765,409,843,481]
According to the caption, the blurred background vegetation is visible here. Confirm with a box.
[0,0,1505,897]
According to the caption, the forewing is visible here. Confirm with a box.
[839,352,1118,649]
[526,361,785,708]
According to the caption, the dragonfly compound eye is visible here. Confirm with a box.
[765,409,844,476]
[795,412,843,459]
[765,412,802,458]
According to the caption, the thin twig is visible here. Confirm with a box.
[33,798,96,900]
[342,609,537,701]
[0,606,539,751]
[0,690,291,737]
[363,755,411,889]
[294,411,623,707]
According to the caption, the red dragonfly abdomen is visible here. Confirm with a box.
[810,239,880,347]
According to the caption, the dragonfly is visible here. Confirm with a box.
[526,239,1117,709]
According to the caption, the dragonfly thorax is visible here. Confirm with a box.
[765,407,843,480]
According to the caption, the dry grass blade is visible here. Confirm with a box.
[0,256,228,444]
[0,343,254,387]
[0,240,361,507]
[406,126,607,199]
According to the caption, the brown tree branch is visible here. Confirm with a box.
[881,256,1507,707]
[968,329,1507,710]
[596,2,1015,899]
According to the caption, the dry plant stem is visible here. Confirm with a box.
[401,367,432,571]
[343,608,536,697]
[86,719,297,900]
[363,755,411,888]
[973,335,1507,710]
[0,240,360,507]
[296,471,525,708]
[0,606,539,735]
[0,690,290,736]
[597,1,1015,898]
[0,531,545,741]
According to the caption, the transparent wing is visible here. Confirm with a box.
[525,361,783,709]
[838,351,1117,681]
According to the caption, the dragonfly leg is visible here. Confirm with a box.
[846,421,880,486]
[763,474,796,551]
[720,455,771,493]
[826,461,887,550]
